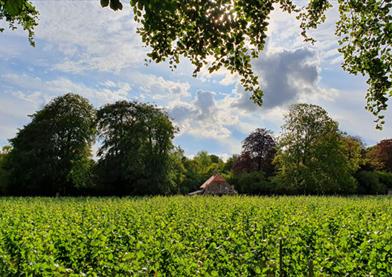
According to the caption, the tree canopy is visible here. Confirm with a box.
[340,134,365,172]
[233,128,276,175]
[274,103,357,194]
[1,0,390,127]
[5,93,96,195]
[95,101,177,195]
[116,0,392,128]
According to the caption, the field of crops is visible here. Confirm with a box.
[0,196,391,276]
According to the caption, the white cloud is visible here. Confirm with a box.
[196,63,239,86]
[311,90,392,145]
[0,92,42,144]
[1,0,390,155]
[168,90,238,139]
[1,73,131,108]
[30,0,146,73]
[129,73,191,103]
[267,3,341,67]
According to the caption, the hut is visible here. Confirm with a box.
[189,174,237,196]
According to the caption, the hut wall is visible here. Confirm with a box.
[204,183,237,195]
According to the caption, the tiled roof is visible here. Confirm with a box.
[200,174,227,189]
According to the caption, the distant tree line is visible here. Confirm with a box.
[0,94,391,196]
[229,104,392,195]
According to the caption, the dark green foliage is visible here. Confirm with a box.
[0,146,11,195]
[378,171,392,189]
[229,171,272,195]
[167,147,187,194]
[302,0,392,128]
[335,0,392,128]
[95,101,176,195]
[179,159,204,194]
[274,104,357,194]
[355,171,391,194]
[340,134,365,173]
[100,0,122,11]
[222,154,238,173]
[1,91,391,196]
[5,93,96,195]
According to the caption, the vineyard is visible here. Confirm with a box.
[0,196,391,276]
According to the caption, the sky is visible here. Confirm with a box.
[0,1,391,159]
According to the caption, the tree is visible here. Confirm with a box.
[222,154,238,173]
[5,93,96,195]
[367,139,392,172]
[0,0,38,45]
[340,134,365,173]
[192,151,224,175]
[274,103,357,194]
[0,146,11,194]
[178,151,226,193]
[167,146,187,194]
[180,158,204,193]
[3,1,391,126]
[230,171,272,195]
[95,101,176,195]
[125,0,391,128]
[355,171,390,195]
[233,128,276,175]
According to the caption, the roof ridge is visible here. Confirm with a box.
[200,174,227,189]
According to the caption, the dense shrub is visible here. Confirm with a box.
[377,171,392,189]
[229,171,272,195]
[355,171,392,195]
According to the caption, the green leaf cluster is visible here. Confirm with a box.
[0,196,391,275]
[0,0,38,45]
[126,0,391,127]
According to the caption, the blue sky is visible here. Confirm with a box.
[0,1,391,159]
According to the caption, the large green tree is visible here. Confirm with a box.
[2,0,391,127]
[340,134,365,173]
[96,101,176,195]
[274,103,357,194]
[167,146,187,194]
[5,93,96,195]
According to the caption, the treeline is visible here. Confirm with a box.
[0,94,391,196]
